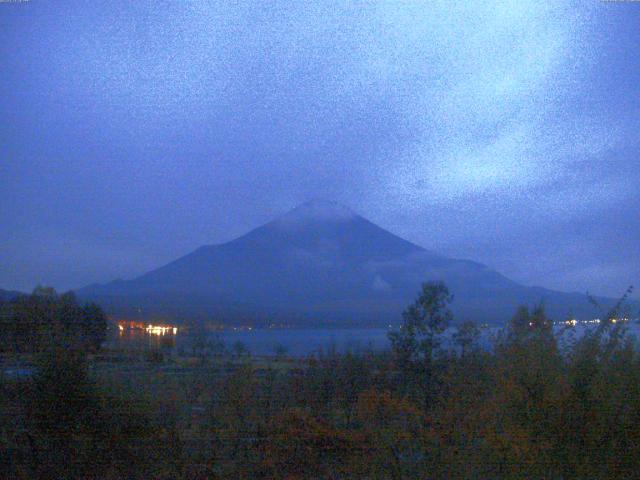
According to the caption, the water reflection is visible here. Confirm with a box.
[114,321,179,350]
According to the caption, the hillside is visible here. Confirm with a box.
[0,288,24,302]
[78,201,616,325]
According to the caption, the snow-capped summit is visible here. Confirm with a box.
[274,200,357,228]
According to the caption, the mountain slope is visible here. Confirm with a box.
[0,288,25,302]
[78,200,618,325]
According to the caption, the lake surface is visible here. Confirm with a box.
[199,328,395,356]
[110,322,640,357]
[109,327,397,356]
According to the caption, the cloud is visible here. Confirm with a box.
[372,274,391,292]
[1,0,636,300]
[354,1,600,205]
[275,201,356,229]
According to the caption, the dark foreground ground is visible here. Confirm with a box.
[3,316,640,480]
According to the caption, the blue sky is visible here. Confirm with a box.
[1,1,638,298]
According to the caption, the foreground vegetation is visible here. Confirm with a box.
[1,284,639,479]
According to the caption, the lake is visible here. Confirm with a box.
[109,321,640,357]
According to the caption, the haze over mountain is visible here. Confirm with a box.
[78,201,617,326]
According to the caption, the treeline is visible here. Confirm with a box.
[2,282,640,478]
[0,286,107,353]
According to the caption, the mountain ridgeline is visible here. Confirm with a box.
[0,288,24,302]
[78,201,616,326]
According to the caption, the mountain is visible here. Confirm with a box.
[78,200,621,326]
[0,288,25,302]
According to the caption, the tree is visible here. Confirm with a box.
[81,302,108,350]
[453,320,480,357]
[260,407,358,479]
[389,281,453,368]
[26,342,101,479]
[508,305,531,340]
[210,334,227,357]
[32,285,57,299]
[191,325,212,361]
[273,343,288,360]
[530,303,552,334]
[504,303,552,346]
[232,340,248,358]
[0,287,107,354]
[354,389,427,478]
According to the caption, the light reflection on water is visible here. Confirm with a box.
[108,322,640,357]
[111,328,177,350]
